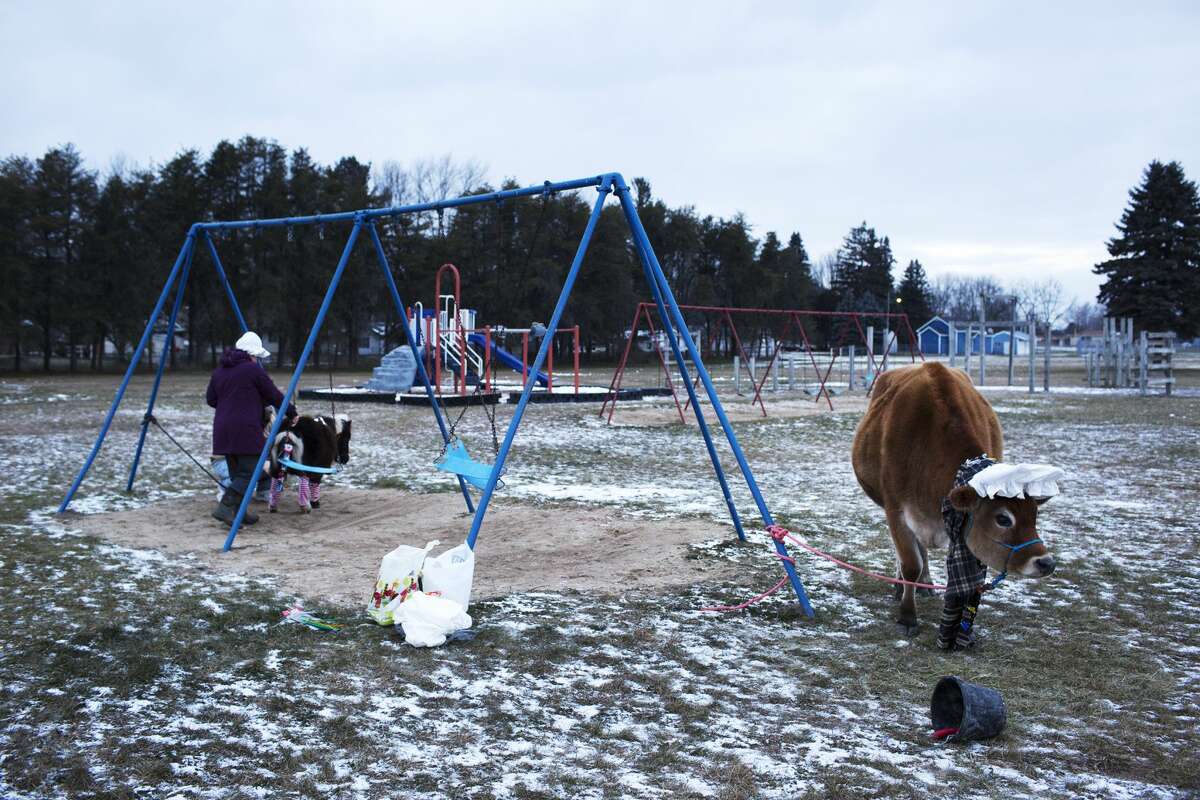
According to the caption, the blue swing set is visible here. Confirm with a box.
[56,172,815,616]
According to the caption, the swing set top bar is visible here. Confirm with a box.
[196,175,608,231]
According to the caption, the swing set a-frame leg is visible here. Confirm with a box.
[126,229,254,493]
[613,177,814,616]
[125,235,197,491]
[366,222,475,513]
[223,218,365,551]
[59,229,198,513]
[622,225,748,545]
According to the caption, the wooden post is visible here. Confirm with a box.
[787,354,795,391]
[771,355,780,393]
[978,294,987,387]
[733,355,741,395]
[948,321,957,368]
[1028,318,1036,394]
[848,345,857,390]
[1007,313,1016,386]
[1139,330,1148,396]
[1043,321,1051,392]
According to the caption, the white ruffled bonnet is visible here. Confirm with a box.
[967,463,1064,500]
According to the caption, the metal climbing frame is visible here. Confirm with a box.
[601,303,922,422]
[57,173,816,616]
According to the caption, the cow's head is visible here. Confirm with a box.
[948,486,1056,578]
[333,414,351,465]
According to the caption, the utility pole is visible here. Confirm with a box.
[1007,295,1017,386]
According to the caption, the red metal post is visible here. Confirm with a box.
[723,310,766,416]
[602,303,646,422]
[645,313,687,423]
[901,313,923,362]
[522,332,529,387]
[793,312,835,410]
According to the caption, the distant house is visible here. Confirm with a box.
[988,329,1031,356]
[916,316,951,355]
[916,316,1029,356]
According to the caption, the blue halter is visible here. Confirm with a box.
[986,536,1043,590]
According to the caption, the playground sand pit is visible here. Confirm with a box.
[67,488,737,605]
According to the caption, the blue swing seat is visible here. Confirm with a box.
[435,439,504,490]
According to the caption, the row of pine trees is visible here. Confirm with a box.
[0,138,936,371]
[1,136,1194,372]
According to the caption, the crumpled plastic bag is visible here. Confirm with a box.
[367,541,438,625]
[421,540,475,611]
[394,591,472,647]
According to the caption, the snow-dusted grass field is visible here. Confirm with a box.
[1,369,1197,799]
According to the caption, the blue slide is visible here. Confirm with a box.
[467,333,550,386]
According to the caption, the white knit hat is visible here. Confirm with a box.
[235,331,270,359]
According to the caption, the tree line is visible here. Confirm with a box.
[4,137,1187,373]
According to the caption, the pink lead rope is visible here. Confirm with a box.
[700,524,949,613]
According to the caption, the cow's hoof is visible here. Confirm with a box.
[300,506,311,514]
[896,620,920,637]
[311,500,320,509]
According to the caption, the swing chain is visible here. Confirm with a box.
[434,383,500,461]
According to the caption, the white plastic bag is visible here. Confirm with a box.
[367,540,438,625]
[421,541,475,611]
[393,591,472,647]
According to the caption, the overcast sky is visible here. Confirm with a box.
[4,2,1198,304]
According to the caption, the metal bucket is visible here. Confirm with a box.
[930,676,1007,742]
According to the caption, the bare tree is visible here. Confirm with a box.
[1063,300,1106,331]
[371,155,488,235]
[812,252,837,288]
[1014,278,1067,326]
[929,273,1009,320]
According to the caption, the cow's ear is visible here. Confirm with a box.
[1035,496,1051,506]
[948,485,980,511]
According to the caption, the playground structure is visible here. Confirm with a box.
[400,262,581,398]
[602,302,921,422]
[56,172,817,616]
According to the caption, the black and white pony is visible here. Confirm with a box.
[266,413,351,513]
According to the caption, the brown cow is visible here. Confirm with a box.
[851,362,1057,635]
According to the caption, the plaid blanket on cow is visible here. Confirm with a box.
[938,454,994,650]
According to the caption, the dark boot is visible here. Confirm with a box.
[212,492,258,525]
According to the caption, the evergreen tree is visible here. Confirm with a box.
[0,157,34,370]
[831,222,894,311]
[897,259,933,325]
[31,145,97,371]
[148,150,207,365]
[86,170,155,368]
[1094,160,1200,336]
[774,232,813,308]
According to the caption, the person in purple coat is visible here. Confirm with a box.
[206,331,296,525]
